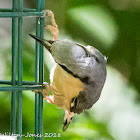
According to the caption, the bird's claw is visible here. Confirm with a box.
[32,90,42,94]
[47,10,54,18]
[42,83,51,98]
[42,10,53,18]
[45,25,59,37]
[32,83,51,98]
[42,10,59,41]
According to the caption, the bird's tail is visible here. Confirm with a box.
[29,34,53,52]
[63,110,74,132]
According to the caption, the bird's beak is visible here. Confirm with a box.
[29,34,51,52]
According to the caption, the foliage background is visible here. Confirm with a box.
[0,0,140,140]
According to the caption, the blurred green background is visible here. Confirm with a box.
[0,0,140,140]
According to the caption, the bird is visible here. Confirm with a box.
[29,10,107,131]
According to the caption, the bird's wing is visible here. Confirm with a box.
[70,85,102,114]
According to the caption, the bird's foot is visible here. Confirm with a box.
[44,10,59,41]
[42,83,52,98]
[45,25,59,41]
[63,110,74,132]
[33,90,42,94]
[32,83,52,98]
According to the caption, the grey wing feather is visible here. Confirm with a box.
[70,85,102,114]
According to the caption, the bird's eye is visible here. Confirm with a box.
[88,53,99,63]
[95,57,99,63]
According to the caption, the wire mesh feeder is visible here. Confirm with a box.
[0,0,46,140]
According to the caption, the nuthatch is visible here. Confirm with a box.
[30,10,107,131]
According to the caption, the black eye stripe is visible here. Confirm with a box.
[95,57,99,63]
[87,53,99,62]
[76,43,100,62]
